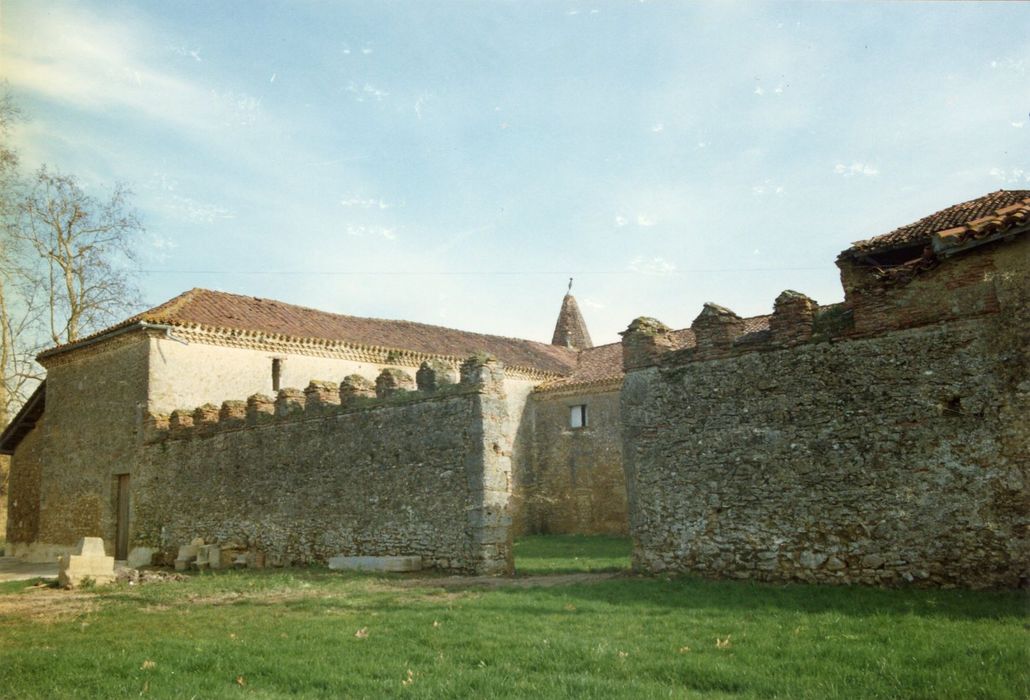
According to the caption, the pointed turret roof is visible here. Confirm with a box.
[551,289,593,350]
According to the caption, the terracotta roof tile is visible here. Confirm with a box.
[42,288,579,375]
[847,189,1030,255]
[547,341,624,388]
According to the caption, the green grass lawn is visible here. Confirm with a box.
[514,534,632,574]
[0,536,1026,699]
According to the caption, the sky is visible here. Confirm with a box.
[2,1,1028,346]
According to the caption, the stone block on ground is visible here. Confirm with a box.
[328,555,422,573]
[58,537,116,588]
[126,547,155,569]
[203,545,222,570]
[174,538,204,571]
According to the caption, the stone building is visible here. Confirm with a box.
[2,189,1027,585]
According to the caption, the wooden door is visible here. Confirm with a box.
[116,474,130,560]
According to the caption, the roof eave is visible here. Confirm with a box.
[0,381,46,455]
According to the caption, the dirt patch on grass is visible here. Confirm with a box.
[175,587,350,608]
[0,586,99,622]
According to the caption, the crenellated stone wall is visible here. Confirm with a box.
[134,356,515,574]
[621,237,1028,588]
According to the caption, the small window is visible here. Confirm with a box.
[272,358,283,392]
[570,404,587,429]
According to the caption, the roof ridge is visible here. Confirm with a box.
[147,287,573,355]
[39,287,580,375]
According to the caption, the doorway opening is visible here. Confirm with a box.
[115,474,130,561]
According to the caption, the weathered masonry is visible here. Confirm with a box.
[2,188,1027,587]
[620,191,1029,588]
[138,357,514,573]
[0,289,562,571]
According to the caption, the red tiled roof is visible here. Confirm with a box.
[543,341,623,388]
[847,190,1030,255]
[40,288,579,375]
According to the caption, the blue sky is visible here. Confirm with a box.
[4,1,1028,345]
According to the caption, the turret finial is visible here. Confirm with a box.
[551,279,593,349]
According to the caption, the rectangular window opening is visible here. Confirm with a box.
[272,358,283,392]
[570,404,587,429]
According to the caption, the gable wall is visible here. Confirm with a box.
[12,334,150,561]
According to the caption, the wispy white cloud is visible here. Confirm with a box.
[615,213,658,227]
[752,179,784,195]
[341,197,391,209]
[346,82,389,102]
[144,170,235,223]
[345,224,397,240]
[149,232,178,250]
[754,82,787,96]
[2,9,265,137]
[414,92,432,120]
[168,45,202,62]
[164,195,236,223]
[834,162,879,177]
[628,256,675,276]
[988,167,1029,183]
[213,90,262,127]
[651,123,664,133]
[989,57,1026,74]
[581,297,605,309]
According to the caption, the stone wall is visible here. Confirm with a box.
[521,386,627,535]
[135,357,515,574]
[12,335,151,561]
[6,431,48,548]
[621,238,1028,588]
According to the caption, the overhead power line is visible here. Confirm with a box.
[137,267,827,276]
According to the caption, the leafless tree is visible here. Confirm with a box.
[15,168,143,346]
[1,89,145,425]
[0,87,39,425]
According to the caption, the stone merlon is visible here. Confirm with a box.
[620,317,674,371]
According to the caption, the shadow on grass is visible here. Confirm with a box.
[488,574,1028,622]
[100,564,1025,625]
